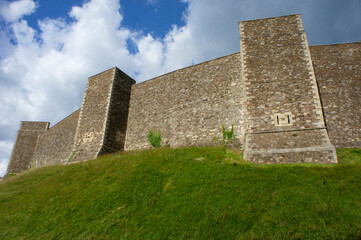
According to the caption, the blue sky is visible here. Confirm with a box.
[0,0,360,177]
[22,0,188,40]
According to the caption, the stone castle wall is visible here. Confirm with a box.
[239,14,336,163]
[32,110,80,167]
[124,53,246,150]
[310,43,361,148]
[5,121,49,176]
[5,14,361,177]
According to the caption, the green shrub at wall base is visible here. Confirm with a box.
[148,130,162,148]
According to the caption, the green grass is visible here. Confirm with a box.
[0,147,361,239]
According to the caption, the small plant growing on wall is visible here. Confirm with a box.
[222,124,236,143]
[148,130,162,148]
[213,124,239,148]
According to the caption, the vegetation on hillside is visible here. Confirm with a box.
[0,147,360,239]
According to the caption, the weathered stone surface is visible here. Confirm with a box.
[124,53,245,150]
[98,68,135,155]
[5,121,49,176]
[6,14,361,176]
[245,129,336,164]
[71,67,135,163]
[311,43,361,148]
[32,110,80,166]
[239,14,337,163]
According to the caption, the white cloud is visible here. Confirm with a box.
[0,0,37,22]
[0,0,360,177]
[0,141,12,177]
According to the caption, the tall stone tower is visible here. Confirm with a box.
[70,67,135,163]
[239,14,337,163]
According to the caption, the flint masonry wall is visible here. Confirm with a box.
[124,53,245,150]
[71,67,135,163]
[32,110,80,167]
[239,14,337,163]
[7,14,361,176]
[311,43,361,148]
[5,121,49,175]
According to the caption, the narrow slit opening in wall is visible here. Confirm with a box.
[277,116,279,125]
[287,115,291,124]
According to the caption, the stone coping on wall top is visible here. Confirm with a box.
[20,121,50,131]
[87,67,134,82]
[237,13,301,25]
[86,67,116,79]
[136,52,241,86]
[47,109,81,130]
[310,41,360,48]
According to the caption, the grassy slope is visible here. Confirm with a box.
[0,147,360,239]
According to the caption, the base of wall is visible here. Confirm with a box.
[243,129,337,164]
[244,146,337,164]
[69,148,99,163]
[332,141,361,149]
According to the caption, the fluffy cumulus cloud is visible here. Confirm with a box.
[0,0,37,22]
[0,0,360,177]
